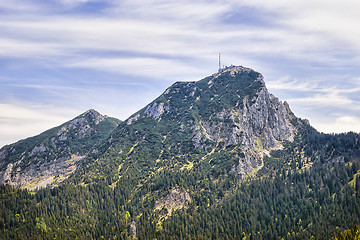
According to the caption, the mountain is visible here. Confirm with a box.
[0,109,120,190]
[0,66,360,239]
[81,66,295,184]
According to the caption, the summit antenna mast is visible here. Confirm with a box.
[219,53,221,72]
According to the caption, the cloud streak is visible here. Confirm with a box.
[2,1,358,67]
[0,0,359,147]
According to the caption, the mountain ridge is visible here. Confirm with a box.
[0,65,359,239]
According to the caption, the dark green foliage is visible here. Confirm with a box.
[0,182,136,239]
[1,127,359,239]
[158,159,360,239]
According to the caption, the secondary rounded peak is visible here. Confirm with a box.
[209,64,266,90]
[83,108,101,116]
[79,109,105,125]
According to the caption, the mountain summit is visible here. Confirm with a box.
[0,66,359,239]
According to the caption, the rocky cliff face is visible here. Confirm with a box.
[192,69,294,177]
[154,189,191,221]
[0,109,120,190]
[190,83,295,176]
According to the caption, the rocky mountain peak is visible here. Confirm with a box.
[115,66,296,179]
[0,109,120,190]
[57,109,104,141]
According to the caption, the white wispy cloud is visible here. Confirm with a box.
[239,0,360,52]
[67,57,209,81]
[108,0,230,22]
[288,93,353,107]
[0,103,78,148]
[0,0,355,65]
[58,0,93,6]
[268,76,360,94]
[311,115,360,134]
[268,75,360,113]
[267,77,321,92]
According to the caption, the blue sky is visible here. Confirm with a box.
[1,0,360,147]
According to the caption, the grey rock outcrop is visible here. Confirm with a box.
[127,114,140,125]
[0,155,84,190]
[130,221,136,239]
[154,189,191,218]
[144,102,170,119]
[30,144,47,157]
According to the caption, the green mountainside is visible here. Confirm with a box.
[0,66,360,239]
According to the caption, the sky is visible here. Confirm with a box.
[0,0,360,147]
